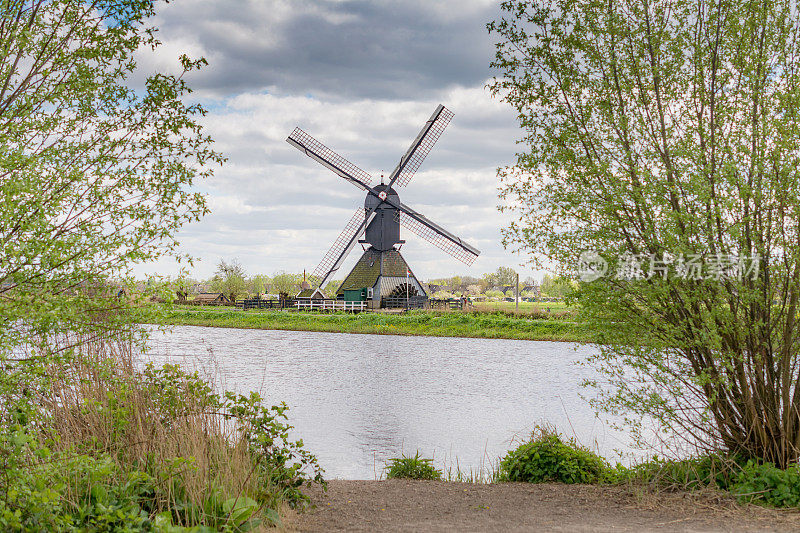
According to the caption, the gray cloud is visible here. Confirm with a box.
[144,0,501,100]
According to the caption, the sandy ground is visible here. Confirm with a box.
[286,480,800,532]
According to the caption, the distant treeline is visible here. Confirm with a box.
[163,262,573,303]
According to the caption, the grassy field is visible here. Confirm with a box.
[150,306,590,342]
[471,300,572,314]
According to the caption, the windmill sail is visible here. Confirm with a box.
[313,208,375,287]
[287,128,372,191]
[387,105,454,188]
[396,208,479,266]
[287,104,480,306]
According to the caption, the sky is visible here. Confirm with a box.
[135,0,538,282]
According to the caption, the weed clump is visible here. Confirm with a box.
[620,455,800,509]
[385,452,442,480]
[498,427,609,484]
[499,428,800,511]
[731,461,800,507]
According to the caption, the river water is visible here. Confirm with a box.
[144,325,635,479]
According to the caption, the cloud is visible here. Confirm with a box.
[137,0,503,100]
[154,84,535,280]
[132,1,548,282]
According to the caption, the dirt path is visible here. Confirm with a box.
[287,480,800,532]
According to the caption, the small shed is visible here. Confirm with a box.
[296,287,326,300]
[194,293,230,305]
[295,270,326,300]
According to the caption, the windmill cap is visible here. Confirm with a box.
[365,184,399,209]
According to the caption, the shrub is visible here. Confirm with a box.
[498,428,609,484]
[0,333,324,530]
[385,452,442,480]
[493,426,800,510]
[614,454,742,490]
[613,454,800,509]
[731,461,800,508]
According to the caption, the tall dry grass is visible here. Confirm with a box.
[58,340,261,512]
[1,330,318,528]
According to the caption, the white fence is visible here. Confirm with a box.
[294,300,367,312]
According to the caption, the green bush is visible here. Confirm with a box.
[613,454,741,490]
[498,429,609,484]
[385,452,442,480]
[495,426,800,510]
[0,432,153,531]
[605,453,800,510]
[731,461,800,508]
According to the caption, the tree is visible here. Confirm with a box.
[432,290,456,299]
[249,274,271,296]
[466,284,483,296]
[445,275,463,294]
[270,272,303,297]
[321,280,340,299]
[539,274,574,299]
[0,0,221,350]
[483,266,518,289]
[171,275,197,302]
[490,0,800,466]
[212,260,247,302]
[460,276,481,292]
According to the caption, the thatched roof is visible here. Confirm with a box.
[194,292,230,303]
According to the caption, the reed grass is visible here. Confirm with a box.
[0,331,323,529]
[43,338,262,515]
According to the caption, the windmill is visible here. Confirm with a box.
[286,105,480,308]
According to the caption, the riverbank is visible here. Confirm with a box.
[288,479,800,532]
[151,306,591,342]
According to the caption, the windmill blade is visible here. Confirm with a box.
[313,208,375,288]
[287,127,372,192]
[387,105,454,189]
[396,204,479,266]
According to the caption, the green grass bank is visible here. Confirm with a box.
[151,307,590,342]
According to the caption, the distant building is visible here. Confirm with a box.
[295,271,326,300]
[194,293,230,305]
[427,283,443,293]
[296,287,326,300]
[521,284,540,296]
